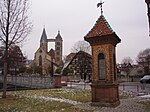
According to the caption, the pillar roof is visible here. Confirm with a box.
[84,14,121,45]
[85,15,114,38]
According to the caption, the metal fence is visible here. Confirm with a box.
[1,74,150,94]
[67,82,150,93]
[66,82,91,90]
[119,83,150,93]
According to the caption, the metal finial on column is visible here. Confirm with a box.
[97,0,104,15]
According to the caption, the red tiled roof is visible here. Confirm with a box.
[85,15,114,38]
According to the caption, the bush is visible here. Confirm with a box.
[26,68,33,74]
[62,68,73,76]
[34,66,42,75]
[55,68,62,74]
[19,67,27,73]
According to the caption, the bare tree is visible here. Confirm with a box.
[71,40,91,54]
[0,0,32,98]
[121,57,133,65]
[137,48,150,74]
[121,57,133,81]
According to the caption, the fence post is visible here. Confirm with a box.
[30,76,32,88]
[15,75,17,90]
[84,82,86,90]
[41,76,43,88]
[141,83,145,90]
[44,77,46,88]
[123,84,125,91]
[137,85,139,93]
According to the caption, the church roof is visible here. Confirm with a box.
[40,28,47,43]
[85,15,114,38]
[55,30,62,40]
[48,48,55,59]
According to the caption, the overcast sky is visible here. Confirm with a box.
[22,0,150,63]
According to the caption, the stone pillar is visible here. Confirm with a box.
[91,83,120,107]
[54,74,62,88]
[84,14,121,107]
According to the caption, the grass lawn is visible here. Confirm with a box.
[0,89,93,112]
[139,100,150,112]
[0,97,91,112]
[0,88,147,112]
[7,88,91,103]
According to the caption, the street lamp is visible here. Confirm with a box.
[145,0,150,35]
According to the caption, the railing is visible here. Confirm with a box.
[1,74,150,93]
[67,81,150,93]
[67,81,91,90]
[0,74,55,89]
[119,83,150,93]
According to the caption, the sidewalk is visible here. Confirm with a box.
[74,97,146,112]
[73,90,150,112]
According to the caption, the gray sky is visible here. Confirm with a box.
[22,0,150,63]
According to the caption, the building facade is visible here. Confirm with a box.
[64,51,92,81]
[34,28,63,75]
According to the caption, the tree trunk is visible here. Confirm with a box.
[2,62,8,98]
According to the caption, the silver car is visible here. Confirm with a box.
[140,75,150,83]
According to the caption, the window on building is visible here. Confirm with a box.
[56,57,60,61]
[98,53,106,80]
[56,42,60,45]
[56,47,60,50]
[39,55,42,66]
[56,52,60,55]
[39,50,42,53]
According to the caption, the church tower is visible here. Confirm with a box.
[55,31,63,65]
[40,28,48,52]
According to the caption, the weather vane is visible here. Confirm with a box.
[97,0,104,15]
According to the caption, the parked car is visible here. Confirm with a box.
[140,75,150,83]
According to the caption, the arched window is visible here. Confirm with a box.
[39,55,42,66]
[98,53,106,80]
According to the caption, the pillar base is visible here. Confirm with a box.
[54,74,62,88]
[91,83,120,107]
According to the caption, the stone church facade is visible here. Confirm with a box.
[33,28,63,75]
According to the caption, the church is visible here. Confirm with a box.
[33,28,63,75]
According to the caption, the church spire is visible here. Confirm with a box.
[55,30,62,40]
[40,27,48,52]
[40,27,47,43]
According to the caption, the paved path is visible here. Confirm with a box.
[74,97,146,112]
[20,92,146,112]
